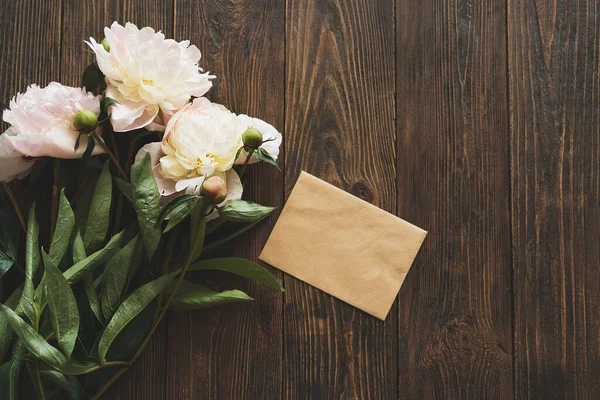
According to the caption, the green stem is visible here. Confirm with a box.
[108,130,120,164]
[66,361,129,376]
[49,159,60,243]
[2,182,26,232]
[90,212,207,400]
[31,362,46,400]
[238,148,255,178]
[90,367,127,400]
[131,217,205,361]
[154,228,178,322]
[91,131,127,180]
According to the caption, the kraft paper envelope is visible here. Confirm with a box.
[259,171,427,320]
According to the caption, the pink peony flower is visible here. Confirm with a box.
[0,82,103,182]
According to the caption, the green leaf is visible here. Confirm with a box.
[114,178,133,203]
[189,206,207,262]
[0,194,21,279]
[98,271,179,363]
[101,235,140,321]
[40,370,82,400]
[101,97,119,110]
[72,231,86,264]
[220,200,275,223]
[63,231,125,284]
[74,176,97,229]
[0,287,22,364]
[130,153,162,259]
[0,359,21,400]
[49,189,76,265]
[83,161,113,253]
[72,231,104,324]
[104,301,156,362]
[156,194,198,227]
[163,201,196,233]
[203,216,270,254]
[20,204,40,325]
[169,281,253,312]
[157,194,199,233]
[83,273,103,324]
[82,62,105,93]
[42,251,79,360]
[0,256,13,281]
[188,257,284,291]
[0,304,69,369]
[254,148,281,170]
[25,203,40,276]
[71,285,97,360]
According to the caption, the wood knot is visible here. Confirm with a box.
[445,319,477,354]
[351,182,373,203]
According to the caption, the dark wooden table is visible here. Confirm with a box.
[1,0,599,399]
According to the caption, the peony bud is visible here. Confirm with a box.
[242,127,263,149]
[201,175,228,204]
[74,110,98,132]
[101,38,110,52]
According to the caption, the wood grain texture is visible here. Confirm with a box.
[0,0,61,132]
[166,1,285,399]
[60,1,119,88]
[284,0,397,398]
[509,0,600,398]
[396,0,513,398]
[2,0,600,398]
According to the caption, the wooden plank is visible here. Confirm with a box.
[396,0,513,398]
[0,1,17,135]
[284,0,397,398]
[0,0,61,131]
[166,1,285,399]
[57,2,174,398]
[509,0,600,398]
[59,1,119,88]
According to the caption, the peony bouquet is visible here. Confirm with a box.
[0,22,283,399]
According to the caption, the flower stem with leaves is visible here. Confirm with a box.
[2,182,26,232]
[90,131,127,180]
[91,205,207,400]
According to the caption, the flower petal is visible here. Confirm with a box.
[0,128,35,182]
[175,176,205,193]
[108,87,159,132]
[6,126,106,159]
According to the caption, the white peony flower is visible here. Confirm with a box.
[133,97,282,209]
[87,22,215,132]
[0,82,103,182]
[135,141,243,217]
[160,98,246,191]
